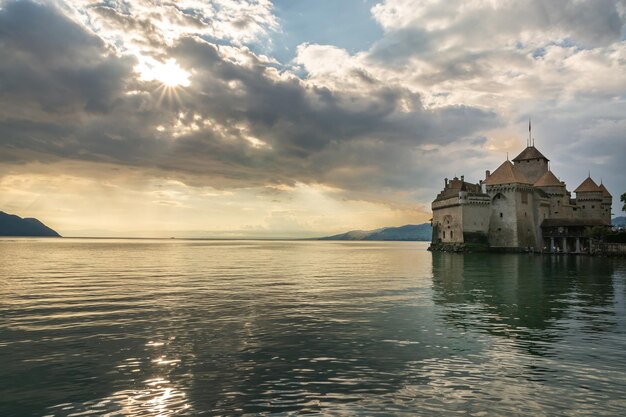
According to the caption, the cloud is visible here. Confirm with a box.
[0,1,497,200]
[0,1,135,115]
[0,0,625,235]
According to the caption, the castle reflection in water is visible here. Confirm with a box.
[431,252,621,356]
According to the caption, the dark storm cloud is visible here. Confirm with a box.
[0,0,498,198]
[0,0,134,114]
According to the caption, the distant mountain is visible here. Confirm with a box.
[613,217,626,227]
[0,211,61,237]
[319,223,432,241]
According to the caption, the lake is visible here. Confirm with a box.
[1,239,626,416]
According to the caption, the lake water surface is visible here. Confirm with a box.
[1,239,626,416]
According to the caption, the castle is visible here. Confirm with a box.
[430,130,612,253]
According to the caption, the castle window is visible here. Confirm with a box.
[500,212,503,218]
[583,205,586,209]
[450,231,454,239]
[498,228,502,231]
[592,205,595,209]
[443,231,446,239]
[524,212,527,217]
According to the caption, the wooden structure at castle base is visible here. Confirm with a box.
[541,218,610,254]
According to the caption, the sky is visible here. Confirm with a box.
[0,0,625,238]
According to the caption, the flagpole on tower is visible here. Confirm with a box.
[528,118,531,147]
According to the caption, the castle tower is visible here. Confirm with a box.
[574,177,603,220]
[534,170,571,218]
[598,182,613,224]
[483,160,538,248]
[512,146,549,184]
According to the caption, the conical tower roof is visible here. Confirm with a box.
[484,160,531,185]
[598,183,612,198]
[512,146,549,162]
[534,170,562,187]
[574,176,600,193]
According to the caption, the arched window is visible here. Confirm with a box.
[443,231,446,239]
[500,212,503,218]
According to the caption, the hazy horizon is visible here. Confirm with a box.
[1,0,625,237]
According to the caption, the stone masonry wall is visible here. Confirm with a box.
[514,159,548,184]
[487,188,518,247]
[432,201,464,244]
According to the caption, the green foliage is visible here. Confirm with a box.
[621,192,626,213]
[589,225,611,240]
[606,232,626,244]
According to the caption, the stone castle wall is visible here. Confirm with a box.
[432,199,464,244]
[577,192,603,219]
[514,158,548,184]
[486,188,518,247]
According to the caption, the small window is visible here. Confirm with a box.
[591,205,595,209]
[583,205,586,209]
[450,231,454,239]
[524,212,527,217]
[497,228,502,231]
[443,231,446,239]
[500,213,503,218]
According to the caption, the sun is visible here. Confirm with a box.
[137,58,191,88]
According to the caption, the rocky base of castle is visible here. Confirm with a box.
[428,241,626,256]
[428,242,490,253]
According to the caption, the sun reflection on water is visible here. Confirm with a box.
[47,378,192,416]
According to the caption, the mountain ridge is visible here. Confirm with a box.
[318,223,432,241]
[0,211,61,237]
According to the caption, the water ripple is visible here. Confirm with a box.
[1,240,626,416]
